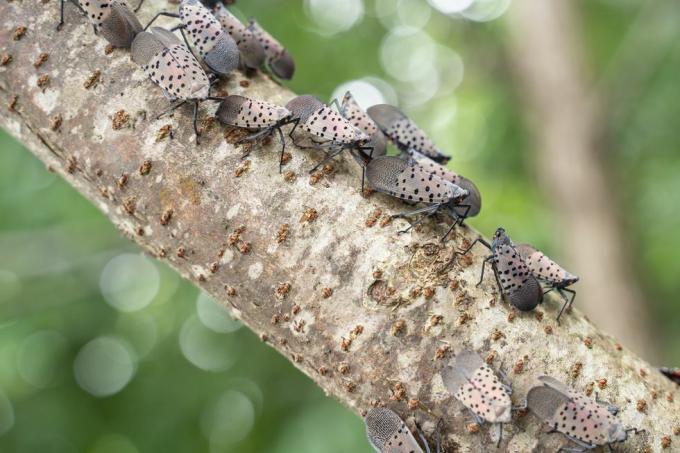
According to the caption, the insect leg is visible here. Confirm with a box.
[275,126,286,173]
[156,100,187,119]
[455,237,492,256]
[556,288,576,325]
[143,12,180,31]
[287,117,300,141]
[57,0,66,31]
[177,27,201,63]
[397,207,440,235]
[191,100,200,145]
[309,145,346,173]
[413,421,431,453]
[476,255,493,287]
[134,0,145,12]
[496,423,503,448]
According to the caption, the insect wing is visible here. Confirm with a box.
[213,4,265,69]
[365,408,424,453]
[516,244,578,286]
[234,98,289,128]
[340,92,379,136]
[408,153,481,217]
[180,0,226,58]
[366,156,455,204]
[143,42,209,101]
[661,367,680,384]
[303,106,368,144]
[78,0,112,28]
[98,0,142,48]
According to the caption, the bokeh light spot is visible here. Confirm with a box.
[74,337,136,397]
[200,390,255,449]
[427,0,474,14]
[17,330,68,388]
[99,253,160,313]
[179,316,240,372]
[305,0,364,36]
[0,391,14,437]
[331,79,388,110]
[196,292,242,334]
[460,0,511,22]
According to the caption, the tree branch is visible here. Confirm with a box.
[0,1,677,451]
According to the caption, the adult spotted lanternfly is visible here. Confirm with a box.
[213,4,265,70]
[131,27,222,143]
[285,95,372,173]
[526,376,643,452]
[441,350,513,447]
[365,156,471,241]
[660,367,680,384]
[216,95,297,171]
[335,91,387,190]
[143,0,240,76]
[515,243,579,324]
[248,19,295,80]
[58,0,142,48]
[367,104,450,165]
[336,91,387,158]
[404,152,481,219]
[457,228,543,311]
[364,408,436,453]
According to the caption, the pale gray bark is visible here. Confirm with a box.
[0,1,677,451]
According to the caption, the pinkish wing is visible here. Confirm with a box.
[454,365,512,423]
[303,106,367,144]
[340,92,379,136]
[180,1,224,58]
[516,244,575,285]
[78,0,113,28]
[248,20,284,60]
[214,4,248,44]
[493,244,534,296]
[548,395,616,447]
[233,99,289,128]
[143,44,209,101]
[386,118,442,161]
[410,153,463,185]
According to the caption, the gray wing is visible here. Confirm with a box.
[99,0,142,48]
[526,385,571,422]
[366,156,455,204]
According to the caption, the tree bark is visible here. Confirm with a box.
[506,1,657,360]
[0,1,677,451]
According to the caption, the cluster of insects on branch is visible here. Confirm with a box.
[55,1,676,451]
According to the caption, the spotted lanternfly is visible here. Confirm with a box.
[285,95,372,173]
[143,0,239,76]
[334,91,388,190]
[660,367,680,384]
[365,156,471,241]
[131,27,222,143]
[213,4,265,70]
[216,95,297,171]
[405,152,481,219]
[364,408,431,453]
[526,375,643,452]
[58,0,142,48]
[367,104,450,165]
[247,19,295,80]
[514,243,579,324]
[458,228,543,311]
[441,350,513,447]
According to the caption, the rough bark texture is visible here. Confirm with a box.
[506,2,657,359]
[1,1,678,451]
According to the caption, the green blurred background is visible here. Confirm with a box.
[1,0,679,451]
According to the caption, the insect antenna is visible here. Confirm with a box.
[143,12,180,31]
